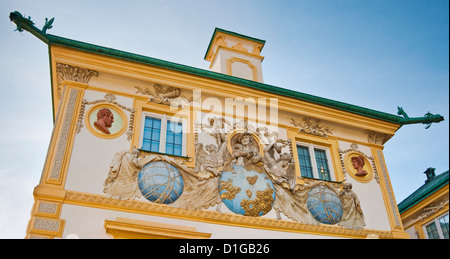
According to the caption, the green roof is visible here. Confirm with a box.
[9,11,444,127]
[398,170,449,213]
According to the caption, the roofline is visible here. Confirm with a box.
[9,11,444,127]
[398,170,449,213]
[47,34,405,125]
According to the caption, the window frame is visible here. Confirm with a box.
[423,212,449,239]
[296,141,335,182]
[139,112,187,157]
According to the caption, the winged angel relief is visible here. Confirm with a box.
[103,117,365,230]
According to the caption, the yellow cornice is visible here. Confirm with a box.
[64,189,396,239]
[104,218,212,239]
[50,45,400,136]
[205,31,265,62]
[400,184,449,220]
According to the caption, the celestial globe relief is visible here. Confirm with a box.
[138,161,184,204]
[307,185,343,225]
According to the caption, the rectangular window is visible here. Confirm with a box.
[426,222,440,239]
[297,143,334,181]
[425,213,449,239]
[439,214,449,239]
[165,120,183,156]
[297,146,313,178]
[142,117,161,152]
[314,149,331,181]
[140,113,185,157]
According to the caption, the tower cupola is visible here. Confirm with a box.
[204,28,266,83]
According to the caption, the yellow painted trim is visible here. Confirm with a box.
[49,45,401,135]
[205,31,265,62]
[414,204,449,239]
[32,199,63,219]
[371,147,404,232]
[25,197,65,239]
[65,190,395,239]
[400,184,449,237]
[27,216,65,238]
[343,151,374,183]
[104,218,212,239]
[84,103,128,139]
[37,44,411,239]
[208,46,265,70]
[226,57,258,81]
[41,82,85,187]
[401,185,448,221]
[132,98,195,162]
[287,129,344,183]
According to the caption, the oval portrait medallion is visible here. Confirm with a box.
[344,152,374,183]
[85,104,128,139]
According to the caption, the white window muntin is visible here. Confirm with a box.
[423,212,449,239]
[139,111,187,156]
[296,141,335,181]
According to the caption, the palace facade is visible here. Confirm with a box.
[10,11,444,239]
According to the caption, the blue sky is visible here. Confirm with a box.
[0,0,448,238]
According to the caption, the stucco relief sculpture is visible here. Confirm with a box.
[351,156,368,177]
[227,132,264,168]
[77,93,135,141]
[339,143,379,183]
[102,117,366,230]
[338,183,366,230]
[263,141,296,190]
[195,133,228,176]
[103,148,142,199]
[94,108,114,134]
[56,63,98,98]
[290,117,333,137]
[135,84,192,106]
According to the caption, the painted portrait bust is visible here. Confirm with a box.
[94,108,114,134]
[85,103,127,139]
[351,156,368,177]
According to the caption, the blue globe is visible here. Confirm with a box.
[138,161,184,204]
[219,165,275,217]
[307,185,343,224]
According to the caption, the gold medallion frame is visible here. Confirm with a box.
[344,151,374,183]
[85,103,128,139]
[226,130,264,156]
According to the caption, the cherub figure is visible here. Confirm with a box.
[195,133,228,176]
[202,144,225,176]
[263,142,296,191]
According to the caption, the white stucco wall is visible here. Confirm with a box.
[59,72,395,238]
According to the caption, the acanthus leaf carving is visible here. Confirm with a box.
[56,63,98,98]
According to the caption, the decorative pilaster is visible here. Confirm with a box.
[56,63,98,98]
